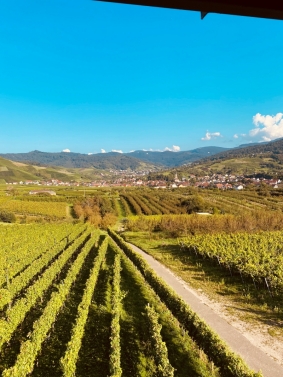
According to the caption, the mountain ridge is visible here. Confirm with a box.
[0,146,228,169]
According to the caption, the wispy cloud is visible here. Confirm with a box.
[141,145,181,152]
[249,113,283,141]
[142,148,159,151]
[112,149,123,153]
[201,132,222,141]
[62,148,71,152]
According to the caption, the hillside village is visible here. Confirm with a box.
[5,172,282,190]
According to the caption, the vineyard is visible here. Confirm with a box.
[0,222,263,377]
[180,232,283,292]
[2,185,283,224]
[1,185,283,376]
[0,198,67,220]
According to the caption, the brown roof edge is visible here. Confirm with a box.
[96,0,283,20]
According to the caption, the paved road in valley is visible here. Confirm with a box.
[128,242,283,377]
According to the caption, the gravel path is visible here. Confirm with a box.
[128,242,283,377]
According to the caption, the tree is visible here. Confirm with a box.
[181,195,207,214]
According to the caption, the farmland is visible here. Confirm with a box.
[1,184,283,376]
[0,223,232,377]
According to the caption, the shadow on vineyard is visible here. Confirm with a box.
[31,237,102,377]
[118,249,219,377]
[180,247,283,321]
[119,258,156,377]
[0,233,92,374]
[8,236,81,307]
[75,241,113,377]
[0,293,52,373]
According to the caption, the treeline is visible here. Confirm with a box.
[126,211,283,236]
[73,196,117,228]
[147,172,180,182]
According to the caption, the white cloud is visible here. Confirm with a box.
[101,149,106,153]
[164,145,181,152]
[233,134,239,139]
[249,113,283,141]
[140,146,180,152]
[201,132,222,141]
[172,145,180,151]
[62,149,71,153]
[88,153,93,155]
[112,149,123,153]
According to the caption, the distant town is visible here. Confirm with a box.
[5,171,282,191]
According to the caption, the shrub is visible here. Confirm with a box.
[0,211,16,223]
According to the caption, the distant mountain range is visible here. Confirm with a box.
[1,139,283,182]
[0,150,158,170]
[0,146,228,170]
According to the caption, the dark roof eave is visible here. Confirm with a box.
[96,0,283,20]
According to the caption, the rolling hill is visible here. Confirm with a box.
[0,157,110,183]
[180,138,283,176]
[0,157,81,183]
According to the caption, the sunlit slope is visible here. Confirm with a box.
[0,157,80,183]
[178,139,283,175]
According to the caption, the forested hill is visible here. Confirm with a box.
[201,138,283,163]
[0,146,228,169]
[0,151,160,170]
[180,138,283,176]
[127,147,228,166]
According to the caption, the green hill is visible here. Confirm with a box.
[180,138,283,176]
[0,157,89,183]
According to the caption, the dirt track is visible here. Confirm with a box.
[128,242,283,377]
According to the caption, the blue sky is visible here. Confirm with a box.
[0,0,283,154]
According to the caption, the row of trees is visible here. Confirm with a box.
[126,211,283,237]
[73,196,117,228]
